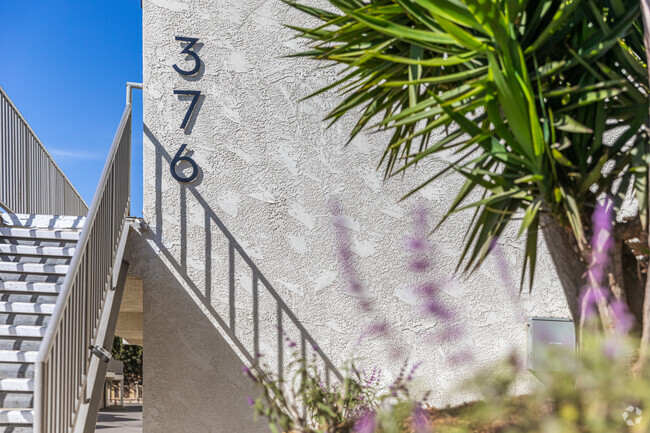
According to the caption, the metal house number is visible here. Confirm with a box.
[170,36,202,183]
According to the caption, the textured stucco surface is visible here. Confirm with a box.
[139,0,571,431]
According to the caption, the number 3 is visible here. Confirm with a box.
[173,36,201,76]
[170,144,199,183]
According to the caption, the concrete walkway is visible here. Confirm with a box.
[95,405,142,432]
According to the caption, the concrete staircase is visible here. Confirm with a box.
[0,213,85,433]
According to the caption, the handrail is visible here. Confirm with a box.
[0,85,88,215]
[33,101,132,433]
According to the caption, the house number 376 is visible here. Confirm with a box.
[170,36,202,183]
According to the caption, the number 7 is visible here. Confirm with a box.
[173,90,201,129]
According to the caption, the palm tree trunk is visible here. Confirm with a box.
[541,214,642,336]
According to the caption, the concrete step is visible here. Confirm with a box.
[0,392,32,409]
[0,339,41,352]
[0,409,33,425]
[0,326,45,339]
[0,315,49,327]
[0,352,37,364]
[0,245,74,258]
[0,426,33,433]
[0,363,34,379]
[0,256,70,267]
[0,228,79,242]
[0,379,33,393]
[0,238,77,249]
[0,263,68,276]
[0,303,54,316]
[0,282,60,295]
[0,295,57,305]
[1,213,85,230]
[0,275,64,285]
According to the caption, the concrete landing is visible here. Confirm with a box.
[95,405,142,432]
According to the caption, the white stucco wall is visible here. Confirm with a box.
[137,0,570,431]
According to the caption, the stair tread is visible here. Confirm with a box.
[0,263,69,275]
[0,227,79,241]
[0,244,75,257]
[0,408,33,425]
[0,282,61,294]
[0,326,45,338]
[1,213,85,230]
[0,351,37,363]
[0,302,55,315]
[0,379,33,392]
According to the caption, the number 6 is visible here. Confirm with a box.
[173,36,201,76]
[170,144,199,183]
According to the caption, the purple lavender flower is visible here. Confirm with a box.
[364,366,382,386]
[425,299,453,319]
[246,396,255,406]
[406,361,422,381]
[431,326,463,343]
[416,282,437,297]
[409,257,430,272]
[361,321,390,339]
[592,198,614,255]
[447,348,475,364]
[330,200,371,307]
[611,300,634,334]
[406,237,430,252]
[578,287,604,321]
[581,197,614,316]
[242,365,257,382]
[354,410,376,433]
[412,405,430,433]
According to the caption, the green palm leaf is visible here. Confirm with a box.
[285,0,648,290]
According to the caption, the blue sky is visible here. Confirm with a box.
[0,1,144,216]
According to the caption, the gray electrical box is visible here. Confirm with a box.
[527,317,575,374]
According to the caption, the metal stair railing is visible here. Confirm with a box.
[0,86,88,216]
[33,100,133,433]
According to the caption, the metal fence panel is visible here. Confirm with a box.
[0,86,87,216]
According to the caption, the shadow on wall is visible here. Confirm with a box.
[142,124,342,385]
[133,240,263,432]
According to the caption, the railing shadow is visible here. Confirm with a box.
[144,124,342,385]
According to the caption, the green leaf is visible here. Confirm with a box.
[373,51,479,66]
[518,200,542,237]
[551,148,574,167]
[554,115,593,133]
[408,44,423,108]
[411,0,484,32]
[284,0,648,296]
[525,0,583,54]
[380,65,488,86]
[342,7,458,45]
[431,13,487,51]
[520,212,539,292]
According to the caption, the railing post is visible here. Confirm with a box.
[33,86,138,432]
